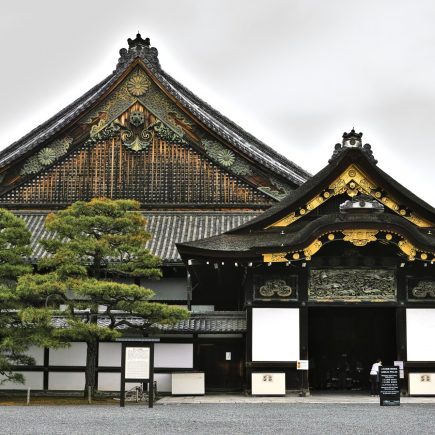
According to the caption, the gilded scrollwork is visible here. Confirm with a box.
[262,252,288,263]
[304,239,323,260]
[342,230,378,247]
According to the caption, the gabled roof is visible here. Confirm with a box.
[0,34,309,186]
[177,131,435,263]
[229,132,435,232]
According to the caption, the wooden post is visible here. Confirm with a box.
[26,388,30,405]
[148,344,154,408]
[299,306,309,396]
[120,343,126,408]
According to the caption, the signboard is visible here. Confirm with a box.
[394,361,405,379]
[379,366,400,406]
[118,340,157,408]
[297,360,309,370]
[226,352,231,361]
[125,347,150,380]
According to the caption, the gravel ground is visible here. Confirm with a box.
[1,404,435,435]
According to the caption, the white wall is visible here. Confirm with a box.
[98,343,121,367]
[22,346,44,365]
[0,372,43,390]
[252,308,300,362]
[49,343,87,366]
[97,372,171,392]
[407,309,435,361]
[154,343,193,368]
[48,372,85,390]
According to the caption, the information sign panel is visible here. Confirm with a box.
[297,360,309,370]
[379,366,400,406]
[394,361,405,379]
[125,347,150,380]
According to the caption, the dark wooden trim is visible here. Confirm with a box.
[43,347,49,390]
[245,306,253,393]
[396,307,407,362]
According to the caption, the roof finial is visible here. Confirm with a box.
[127,33,150,48]
[342,128,362,147]
[117,33,159,71]
[329,129,377,164]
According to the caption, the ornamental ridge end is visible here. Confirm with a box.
[329,128,377,164]
[116,32,160,72]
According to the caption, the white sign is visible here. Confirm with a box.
[226,352,231,361]
[297,360,309,370]
[394,361,405,379]
[125,347,150,379]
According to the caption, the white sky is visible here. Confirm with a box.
[0,0,434,205]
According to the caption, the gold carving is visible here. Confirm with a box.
[342,230,378,246]
[304,239,323,260]
[262,253,288,263]
[307,195,324,210]
[385,233,393,241]
[127,72,150,96]
[270,212,297,227]
[398,240,417,260]
[267,164,434,229]
[328,233,335,241]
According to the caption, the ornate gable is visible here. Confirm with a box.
[0,35,309,208]
[177,130,435,265]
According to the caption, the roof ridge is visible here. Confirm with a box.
[0,74,115,167]
[158,70,311,183]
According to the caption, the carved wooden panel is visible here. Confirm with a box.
[253,273,298,301]
[407,278,435,300]
[308,269,396,302]
[0,107,271,206]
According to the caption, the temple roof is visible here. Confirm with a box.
[0,34,309,186]
[177,131,435,263]
[229,138,435,232]
[51,311,247,334]
[17,210,258,264]
[177,212,435,257]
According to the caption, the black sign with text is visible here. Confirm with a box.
[379,366,400,406]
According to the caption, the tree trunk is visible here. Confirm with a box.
[84,338,98,398]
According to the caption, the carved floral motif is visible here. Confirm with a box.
[21,137,73,175]
[259,280,293,297]
[84,69,189,138]
[202,139,253,175]
[127,73,150,96]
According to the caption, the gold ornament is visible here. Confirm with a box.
[342,230,378,247]
[127,73,150,96]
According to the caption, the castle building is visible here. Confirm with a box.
[1,35,434,395]
[0,34,308,393]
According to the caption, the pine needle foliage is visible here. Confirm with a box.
[17,199,189,395]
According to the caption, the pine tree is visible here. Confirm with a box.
[17,198,189,395]
[0,209,60,383]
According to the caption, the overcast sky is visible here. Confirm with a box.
[0,0,434,205]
